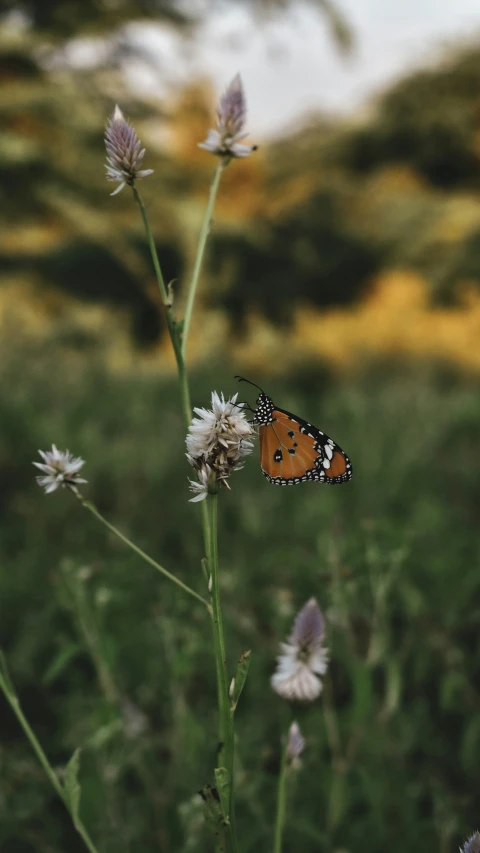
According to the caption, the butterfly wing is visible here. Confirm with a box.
[259,407,352,485]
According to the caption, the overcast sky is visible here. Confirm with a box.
[64,0,480,138]
[155,0,480,136]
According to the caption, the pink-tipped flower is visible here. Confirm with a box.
[33,445,87,494]
[462,833,480,853]
[271,598,328,702]
[198,74,257,160]
[286,721,305,767]
[104,105,154,196]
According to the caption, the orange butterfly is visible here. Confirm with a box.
[236,377,352,486]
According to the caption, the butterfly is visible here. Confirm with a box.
[235,376,352,486]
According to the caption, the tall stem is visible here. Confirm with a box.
[132,187,192,423]
[0,674,100,853]
[207,494,237,853]
[273,736,289,853]
[181,163,224,359]
[74,493,210,612]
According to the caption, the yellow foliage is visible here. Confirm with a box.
[293,270,480,372]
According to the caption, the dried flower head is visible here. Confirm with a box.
[186,391,254,501]
[462,833,480,853]
[105,105,154,195]
[198,73,257,160]
[286,721,305,767]
[271,598,328,702]
[33,445,87,494]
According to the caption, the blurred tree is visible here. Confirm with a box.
[1,0,352,49]
[0,0,352,347]
[337,46,480,189]
[210,189,378,330]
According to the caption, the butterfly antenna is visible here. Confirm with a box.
[234,375,265,394]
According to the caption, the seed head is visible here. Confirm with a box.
[198,74,257,160]
[271,598,328,702]
[33,445,87,494]
[186,391,254,501]
[104,105,153,195]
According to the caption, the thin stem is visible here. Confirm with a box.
[132,186,168,303]
[0,674,100,853]
[181,163,224,359]
[207,494,238,853]
[273,735,289,853]
[132,186,192,423]
[75,493,210,612]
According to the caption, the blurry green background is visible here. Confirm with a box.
[1,1,480,852]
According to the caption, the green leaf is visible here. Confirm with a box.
[350,661,373,726]
[230,650,251,711]
[380,659,402,720]
[198,784,226,835]
[87,719,123,750]
[214,766,230,821]
[64,748,82,827]
[42,643,82,685]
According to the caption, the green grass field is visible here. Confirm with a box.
[1,349,479,853]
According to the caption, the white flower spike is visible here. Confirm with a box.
[33,445,87,494]
[104,104,153,195]
[186,391,254,501]
[199,74,257,160]
[271,598,328,702]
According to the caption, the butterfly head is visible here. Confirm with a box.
[234,376,275,425]
[253,392,275,425]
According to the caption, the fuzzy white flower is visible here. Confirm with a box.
[286,721,305,766]
[271,598,328,702]
[186,391,254,501]
[198,74,257,160]
[105,105,154,195]
[33,444,87,494]
[461,833,480,853]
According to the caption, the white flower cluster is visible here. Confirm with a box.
[33,445,87,494]
[271,598,329,702]
[186,391,254,502]
[198,74,257,160]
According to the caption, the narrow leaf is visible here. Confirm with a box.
[214,766,230,821]
[0,650,15,697]
[230,650,251,711]
[43,643,82,685]
[64,748,82,826]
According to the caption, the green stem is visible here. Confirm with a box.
[75,493,210,612]
[181,163,224,359]
[207,494,237,853]
[0,673,100,853]
[273,736,289,853]
[132,186,192,423]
